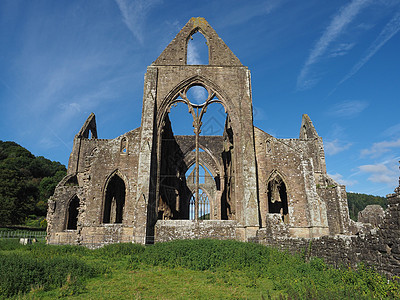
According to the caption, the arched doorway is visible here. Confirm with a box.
[103,174,126,224]
[66,195,79,230]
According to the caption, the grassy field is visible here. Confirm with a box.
[1,239,399,299]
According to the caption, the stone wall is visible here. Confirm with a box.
[155,220,237,242]
[358,205,385,227]
[255,187,400,277]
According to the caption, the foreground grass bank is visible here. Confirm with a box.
[0,239,399,299]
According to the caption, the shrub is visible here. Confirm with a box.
[139,239,275,272]
[0,251,101,298]
[139,239,400,299]
[0,238,21,251]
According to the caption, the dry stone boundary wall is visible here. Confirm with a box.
[254,192,400,277]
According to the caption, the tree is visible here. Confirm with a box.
[347,192,387,221]
[0,141,67,226]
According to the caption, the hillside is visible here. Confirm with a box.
[0,141,66,226]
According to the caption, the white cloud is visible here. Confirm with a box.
[217,0,282,27]
[330,100,368,118]
[329,173,358,186]
[361,138,400,157]
[297,0,370,90]
[253,106,267,121]
[187,85,208,104]
[324,139,352,155]
[338,10,400,85]
[383,123,400,137]
[115,0,162,44]
[359,163,398,184]
[329,43,355,57]
[187,42,200,65]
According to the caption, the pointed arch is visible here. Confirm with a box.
[157,75,236,135]
[65,195,79,230]
[182,144,221,178]
[186,28,209,65]
[120,137,128,154]
[266,170,289,223]
[102,171,127,224]
[153,17,242,66]
[188,187,211,220]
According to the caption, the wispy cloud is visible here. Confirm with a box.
[383,123,400,137]
[187,40,201,65]
[361,138,400,157]
[359,162,398,184]
[329,173,358,186]
[329,43,355,57]
[217,0,283,27]
[324,139,352,155]
[253,106,267,121]
[338,10,400,85]
[115,0,162,44]
[329,100,368,118]
[297,0,370,90]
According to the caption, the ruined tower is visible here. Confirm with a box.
[47,18,351,246]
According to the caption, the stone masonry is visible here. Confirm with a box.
[47,18,399,276]
[254,172,400,277]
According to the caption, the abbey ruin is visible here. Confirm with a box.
[47,18,400,276]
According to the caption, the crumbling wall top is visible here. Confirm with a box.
[299,114,319,140]
[153,17,242,66]
[77,113,97,139]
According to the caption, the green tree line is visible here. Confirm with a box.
[347,192,387,221]
[0,141,66,226]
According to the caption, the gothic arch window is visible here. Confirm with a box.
[103,173,126,224]
[189,188,210,220]
[187,30,209,65]
[120,137,127,154]
[158,80,234,221]
[267,174,289,223]
[66,196,79,230]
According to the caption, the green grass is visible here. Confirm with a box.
[1,239,399,299]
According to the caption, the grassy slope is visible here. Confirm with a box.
[1,239,399,299]
[61,267,276,299]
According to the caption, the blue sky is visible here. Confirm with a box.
[0,0,399,196]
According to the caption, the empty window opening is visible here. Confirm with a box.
[200,101,227,136]
[189,189,210,220]
[186,163,212,185]
[198,189,210,220]
[186,85,208,105]
[161,85,232,221]
[168,102,194,136]
[267,176,289,223]
[120,137,127,153]
[66,196,79,230]
[187,31,209,65]
[103,174,126,224]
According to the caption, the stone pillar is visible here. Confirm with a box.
[133,67,158,244]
